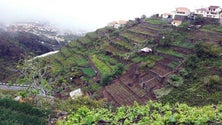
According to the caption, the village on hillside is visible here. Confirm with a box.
[108,5,222,28]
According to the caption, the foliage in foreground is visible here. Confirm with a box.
[58,101,222,125]
[0,98,50,125]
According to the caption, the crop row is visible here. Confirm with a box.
[121,32,147,43]
[128,26,157,37]
[91,55,113,76]
[105,82,139,105]
[151,63,172,77]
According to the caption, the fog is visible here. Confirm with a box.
[0,0,221,32]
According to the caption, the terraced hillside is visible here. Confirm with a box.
[19,18,222,106]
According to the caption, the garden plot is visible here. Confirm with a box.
[140,72,156,82]
[150,63,173,77]
[128,25,159,37]
[105,81,139,106]
[103,42,127,56]
[111,38,133,51]
[157,48,185,59]
[91,55,116,77]
[171,46,193,55]
[118,74,147,97]
[140,22,164,31]
[121,32,147,43]
[142,77,162,92]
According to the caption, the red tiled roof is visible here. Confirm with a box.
[176,7,190,12]
[172,20,182,24]
[119,20,127,25]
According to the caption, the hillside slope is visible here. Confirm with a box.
[0,31,54,81]
[17,18,222,106]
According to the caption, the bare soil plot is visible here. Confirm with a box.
[150,63,173,77]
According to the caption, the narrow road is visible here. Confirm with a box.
[0,84,27,91]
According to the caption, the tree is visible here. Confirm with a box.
[17,58,53,106]
[159,31,174,47]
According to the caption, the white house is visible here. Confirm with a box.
[174,7,191,17]
[206,6,221,18]
[108,20,127,29]
[170,7,190,26]
[195,8,208,17]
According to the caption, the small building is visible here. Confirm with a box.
[175,7,191,16]
[206,6,221,18]
[162,13,173,23]
[108,20,127,29]
[140,47,152,53]
[69,88,83,99]
[171,20,182,26]
[162,13,172,19]
[195,8,208,17]
[108,21,118,27]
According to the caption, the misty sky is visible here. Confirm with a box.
[0,0,221,31]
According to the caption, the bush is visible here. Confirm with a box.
[168,75,184,87]
[195,42,222,58]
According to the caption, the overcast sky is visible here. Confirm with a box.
[0,0,221,31]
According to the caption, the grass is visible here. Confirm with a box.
[201,25,222,33]
[78,37,92,45]
[168,61,180,69]
[60,47,73,57]
[121,32,147,43]
[132,54,162,63]
[112,39,133,51]
[86,32,98,40]
[102,42,127,56]
[80,67,96,77]
[97,54,118,66]
[145,18,168,25]
[128,27,156,36]
[154,86,173,99]
[172,41,195,49]
[76,58,89,67]
[91,55,113,76]
[157,48,185,58]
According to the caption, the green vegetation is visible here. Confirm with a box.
[168,61,180,69]
[161,47,222,106]
[58,100,222,125]
[145,18,167,25]
[5,17,222,125]
[201,25,222,33]
[157,48,184,58]
[0,98,50,125]
[80,68,96,77]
